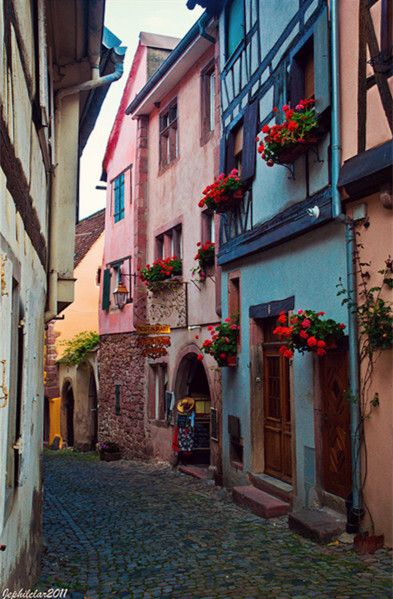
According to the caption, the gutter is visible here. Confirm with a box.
[330,0,362,532]
[125,11,213,115]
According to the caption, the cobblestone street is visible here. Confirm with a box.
[35,451,392,599]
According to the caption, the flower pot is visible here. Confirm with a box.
[100,451,121,462]
[276,138,318,164]
[214,192,243,214]
[325,338,338,350]
[224,355,237,367]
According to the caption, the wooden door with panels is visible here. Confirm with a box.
[262,318,292,483]
[321,352,352,499]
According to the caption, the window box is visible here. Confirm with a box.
[276,137,319,165]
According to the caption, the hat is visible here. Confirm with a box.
[177,397,195,414]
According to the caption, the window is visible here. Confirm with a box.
[149,364,168,420]
[228,270,241,347]
[101,257,132,311]
[155,224,182,260]
[290,37,314,108]
[226,0,244,59]
[201,60,215,143]
[220,100,258,183]
[159,100,178,168]
[289,7,330,115]
[113,173,125,223]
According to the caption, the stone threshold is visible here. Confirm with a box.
[178,464,209,480]
[288,508,346,544]
[232,485,290,519]
[248,472,293,506]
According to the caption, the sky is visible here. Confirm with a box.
[79,0,203,220]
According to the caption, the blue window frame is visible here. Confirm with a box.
[113,173,125,223]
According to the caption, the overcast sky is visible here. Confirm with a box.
[79,0,203,220]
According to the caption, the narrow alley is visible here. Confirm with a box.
[35,452,392,599]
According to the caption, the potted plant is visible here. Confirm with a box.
[198,169,243,213]
[274,309,346,359]
[99,441,121,462]
[196,315,240,366]
[138,255,182,290]
[256,98,319,166]
[191,241,215,282]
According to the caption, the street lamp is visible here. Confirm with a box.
[113,281,129,310]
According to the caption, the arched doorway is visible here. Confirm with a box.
[174,353,211,464]
[88,372,98,450]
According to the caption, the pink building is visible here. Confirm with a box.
[98,32,179,458]
[337,0,392,546]
[99,14,223,481]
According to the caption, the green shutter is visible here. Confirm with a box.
[102,268,111,310]
[314,7,331,115]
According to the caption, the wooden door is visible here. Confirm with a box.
[321,352,352,499]
[263,349,292,483]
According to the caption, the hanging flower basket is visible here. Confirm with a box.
[257,98,319,167]
[198,170,243,212]
[191,241,215,282]
[274,309,346,359]
[196,315,240,367]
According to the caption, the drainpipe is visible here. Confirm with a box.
[331,0,362,532]
[55,47,126,107]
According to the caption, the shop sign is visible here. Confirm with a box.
[136,324,170,335]
[136,335,171,358]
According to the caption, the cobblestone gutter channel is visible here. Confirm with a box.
[34,452,392,599]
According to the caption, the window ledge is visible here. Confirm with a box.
[158,155,180,176]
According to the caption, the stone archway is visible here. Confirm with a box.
[174,351,211,464]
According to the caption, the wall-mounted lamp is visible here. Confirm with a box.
[188,325,202,331]
[306,205,320,220]
[113,281,129,310]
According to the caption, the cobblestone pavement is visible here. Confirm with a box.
[35,451,392,599]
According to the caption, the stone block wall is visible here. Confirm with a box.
[98,333,152,459]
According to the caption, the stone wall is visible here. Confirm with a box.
[98,333,151,459]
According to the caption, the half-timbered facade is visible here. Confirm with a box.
[0,0,124,587]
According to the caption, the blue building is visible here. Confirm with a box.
[188,0,354,531]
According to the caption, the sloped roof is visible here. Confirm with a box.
[74,208,105,268]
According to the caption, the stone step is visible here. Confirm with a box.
[178,465,209,480]
[288,509,345,544]
[232,485,290,519]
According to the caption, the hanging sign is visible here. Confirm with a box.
[136,324,170,335]
[136,335,171,358]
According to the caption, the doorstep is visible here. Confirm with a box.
[232,485,290,519]
[178,464,209,480]
[288,508,346,544]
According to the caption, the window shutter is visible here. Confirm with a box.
[226,130,237,173]
[102,268,111,310]
[241,100,258,182]
[314,7,330,114]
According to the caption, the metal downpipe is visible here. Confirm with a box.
[330,0,362,531]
